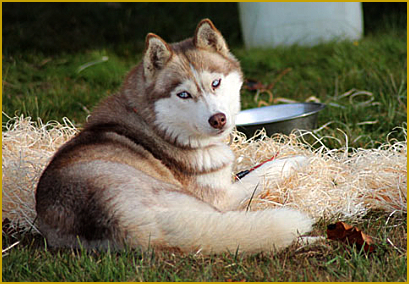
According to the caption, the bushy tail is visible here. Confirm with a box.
[155,207,313,254]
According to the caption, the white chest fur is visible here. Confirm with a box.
[183,143,235,174]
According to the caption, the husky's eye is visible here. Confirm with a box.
[212,78,221,89]
[176,91,192,99]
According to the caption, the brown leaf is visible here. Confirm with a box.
[327,221,375,253]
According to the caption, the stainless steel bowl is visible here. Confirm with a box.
[235,102,326,137]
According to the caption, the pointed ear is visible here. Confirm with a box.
[194,19,230,57]
[143,33,173,81]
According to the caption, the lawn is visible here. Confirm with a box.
[2,3,407,282]
[2,213,407,281]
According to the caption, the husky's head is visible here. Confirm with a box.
[140,19,243,148]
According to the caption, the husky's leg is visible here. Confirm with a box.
[222,155,310,210]
[152,205,313,254]
[241,155,310,186]
[99,164,313,254]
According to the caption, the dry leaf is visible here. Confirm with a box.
[327,221,375,253]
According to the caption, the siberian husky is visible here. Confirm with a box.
[36,19,313,254]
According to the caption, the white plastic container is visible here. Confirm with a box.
[239,2,363,48]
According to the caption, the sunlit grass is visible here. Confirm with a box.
[2,6,406,281]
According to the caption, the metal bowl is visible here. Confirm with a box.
[235,102,326,137]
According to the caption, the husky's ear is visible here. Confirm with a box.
[143,33,173,81]
[194,19,230,57]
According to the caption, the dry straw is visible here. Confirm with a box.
[2,115,407,234]
[2,114,78,234]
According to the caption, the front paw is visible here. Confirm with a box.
[250,155,310,180]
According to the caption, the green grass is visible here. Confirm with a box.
[3,31,406,148]
[3,212,407,282]
[236,32,407,148]
[2,50,135,126]
[2,4,407,282]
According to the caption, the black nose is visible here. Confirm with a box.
[208,113,226,129]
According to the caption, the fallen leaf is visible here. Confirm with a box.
[327,221,375,253]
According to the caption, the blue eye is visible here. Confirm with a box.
[212,78,221,89]
[177,91,192,99]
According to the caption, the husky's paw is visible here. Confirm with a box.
[274,207,314,236]
[265,207,314,250]
[235,155,310,198]
[250,155,310,180]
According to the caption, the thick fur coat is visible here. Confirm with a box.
[35,19,313,254]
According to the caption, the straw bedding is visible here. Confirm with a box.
[2,115,407,234]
